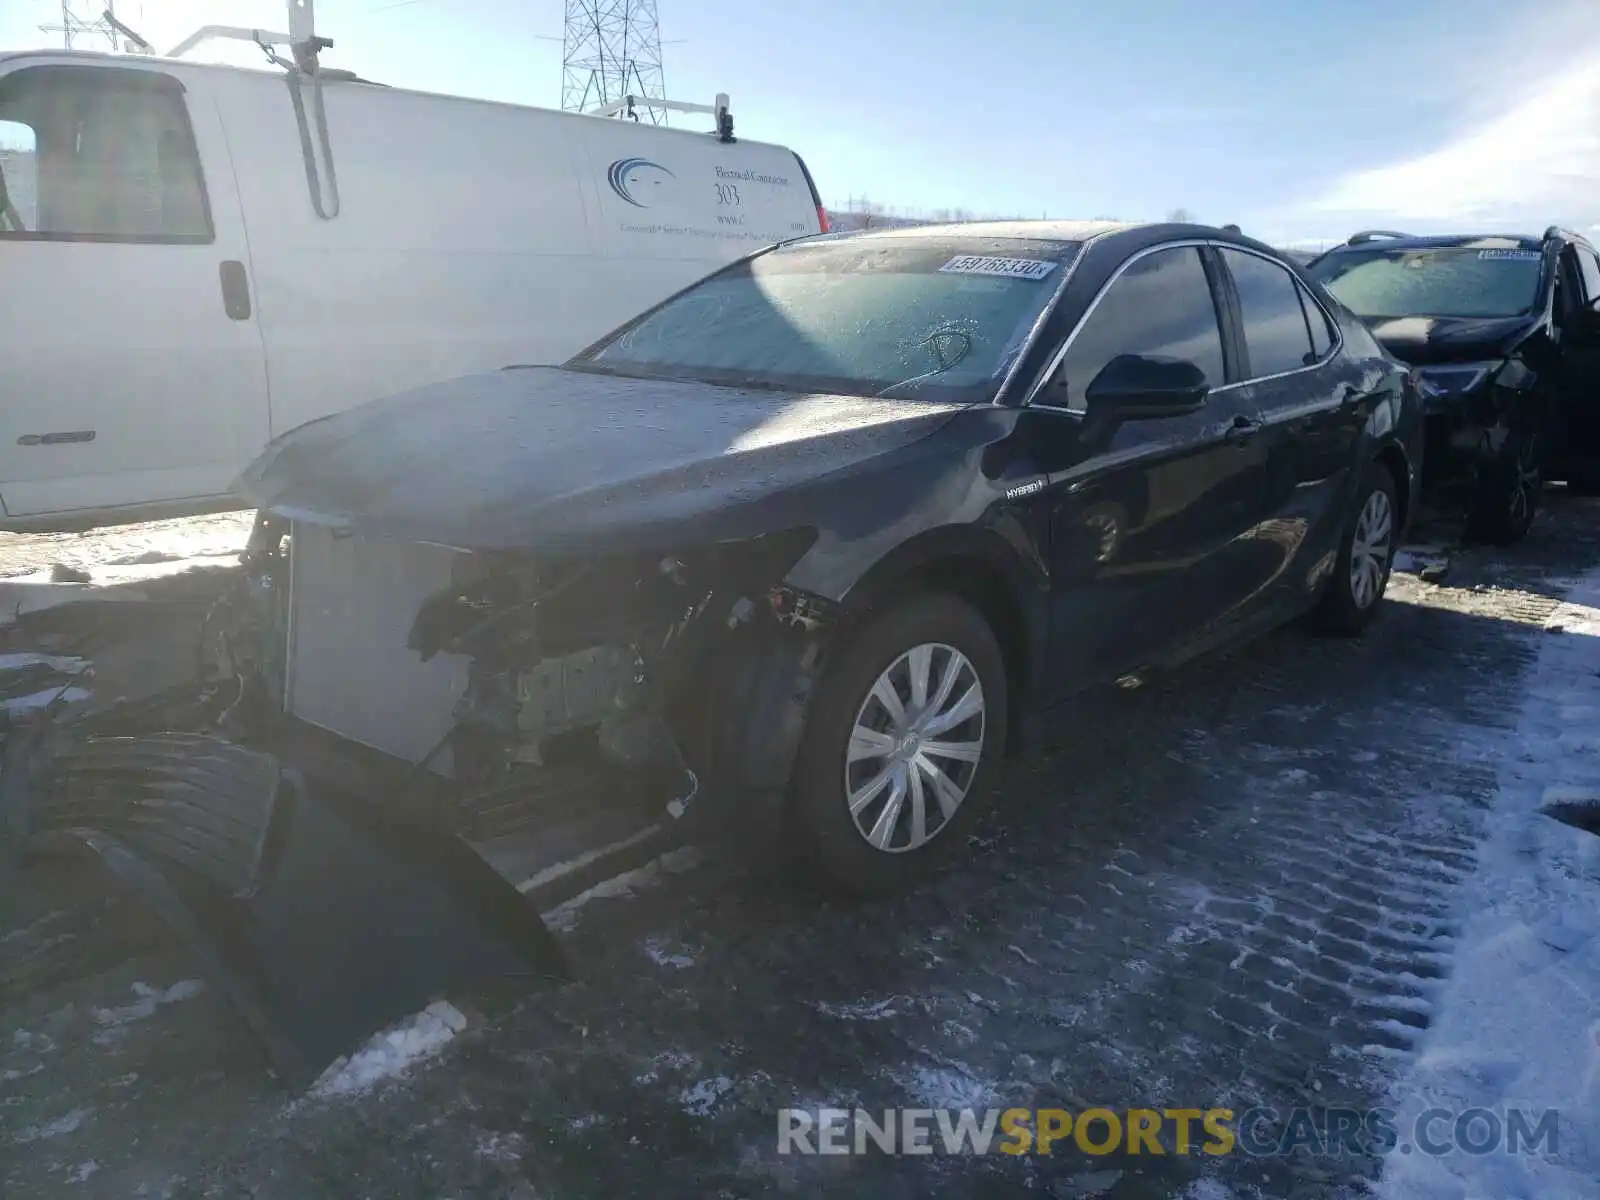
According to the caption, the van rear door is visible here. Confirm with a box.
[0,60,269,523]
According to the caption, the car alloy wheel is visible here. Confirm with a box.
[844,642,985,853]
[1348,486,1394,611]
[1508,431,1542,529]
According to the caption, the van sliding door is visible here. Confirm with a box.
[0,62,269,523]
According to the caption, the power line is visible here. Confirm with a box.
[40,1,127,51]
[561,0,668,124]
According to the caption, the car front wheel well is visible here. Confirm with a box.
[843,553,1033,751]
[1374,443,1411,534]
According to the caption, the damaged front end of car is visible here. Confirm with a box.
[0,510,843,1089]
[405,522,834,815]
[1412,358,1533,486]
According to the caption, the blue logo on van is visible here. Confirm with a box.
[607,157,676,207]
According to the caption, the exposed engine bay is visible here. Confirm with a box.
[225,513,838,825]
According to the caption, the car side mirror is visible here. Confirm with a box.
[1084,354,1210,420]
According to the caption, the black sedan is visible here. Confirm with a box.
[234,220,1423,898]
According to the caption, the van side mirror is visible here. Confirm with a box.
[1084,354,1209,420]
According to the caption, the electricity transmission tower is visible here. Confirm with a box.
[41,1,129,50]
[561,0,668,124]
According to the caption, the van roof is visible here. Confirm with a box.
[0,48,796,153]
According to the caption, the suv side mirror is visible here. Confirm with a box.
[1084,354,1210,420]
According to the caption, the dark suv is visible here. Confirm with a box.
[1307,227,1600,542]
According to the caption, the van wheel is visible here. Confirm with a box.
[1311,461,1397,636]
[1466,422,1542,544]
[788,593,1007,898]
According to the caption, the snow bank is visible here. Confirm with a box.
[0,551,239,626]
[310,1000,468,1098]
[1372,578,1600,1199]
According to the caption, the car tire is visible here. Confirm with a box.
[1465,420,1542,544]
[1310,460,1398,636]
[787,592,1008,898]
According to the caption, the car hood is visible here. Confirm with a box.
[233,366,970,554]
[1363,314,1538,366]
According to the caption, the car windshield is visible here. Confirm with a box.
[571,236,1081,401]
[1308,245,1546,320]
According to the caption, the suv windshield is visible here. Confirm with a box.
[572,237,1081,401]
[1309,245,1546,320]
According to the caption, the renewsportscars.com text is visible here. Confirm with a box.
[777,1106,1560,1158]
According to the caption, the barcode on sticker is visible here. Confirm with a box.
[940,255,1058,280]
[1477,249,1541,261]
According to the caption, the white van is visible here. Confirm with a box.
[0,43,828,529]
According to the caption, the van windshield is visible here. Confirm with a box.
[1309,245,1546,320]
[571,237,1082,402]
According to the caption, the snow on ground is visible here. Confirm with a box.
[541,846,704,932]
[0,513,252,580]
[309,1000,469,1099]
[2,685,91,715]
[1372,573,1600,1199]
[0,652,89,675]
[0,512,251,626]
[89,980,204,1037]
[0,554,241,627]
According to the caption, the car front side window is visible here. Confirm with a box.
[1045,245,1225,413]
[1576,246,1600,307]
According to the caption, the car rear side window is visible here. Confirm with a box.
[1221,248,1317,379]
[1298,282,1335,359]
[1047,245,1224,413]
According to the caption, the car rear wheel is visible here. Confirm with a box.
[1311,461,1397,636]
[1466,421,1542,544]
[788,592,1007,898]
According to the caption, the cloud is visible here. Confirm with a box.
[1299,49,1600,232]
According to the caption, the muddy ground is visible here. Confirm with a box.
[1,495,1597,1199]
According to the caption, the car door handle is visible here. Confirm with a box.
[219,260,251,321]
[1224,415,1263,444]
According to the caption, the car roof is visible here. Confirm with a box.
[808,219,1302,260]
[1317,232,1558,255]
[824,219,1137,244]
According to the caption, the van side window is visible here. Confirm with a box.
[0,66,211,242]
[0,119,35,231]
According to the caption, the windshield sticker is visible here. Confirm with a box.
[1477,249,1541,261]
[939,255,1059,281]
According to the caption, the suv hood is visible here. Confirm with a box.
[1364,314,1538,366]
[233,366,969,554]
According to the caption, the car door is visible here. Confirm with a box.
[0,61,269,521]
[1029,242,1274,686]
[1549,242,1600,485]
[1214,246,1367,604]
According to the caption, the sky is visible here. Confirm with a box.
[4,0,1600,246]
